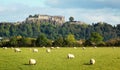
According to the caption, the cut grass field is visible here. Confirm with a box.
[0,47,120,70]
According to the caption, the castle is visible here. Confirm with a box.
[25,14,65,25]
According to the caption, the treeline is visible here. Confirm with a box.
[0,33,120,47]
[0,21,120,47]
[0,22,120,40]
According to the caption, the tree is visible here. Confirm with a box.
[29,15,32,17]
[34,14,38,17]
[89,32,103,45]
[84,39,92,46]
[69,16,74,22]
[0,21,119,43]
[36,34,49,47]
[66,34,76,47]
[19,37,33,47]
[53,36,64,47]
[9,37,18,47]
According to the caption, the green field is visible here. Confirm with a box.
[0,47,120,70]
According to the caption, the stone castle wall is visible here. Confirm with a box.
[26,15,65,25]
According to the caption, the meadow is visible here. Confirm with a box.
[0,47,120,70]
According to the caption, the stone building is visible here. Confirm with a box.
[25,14,65,25]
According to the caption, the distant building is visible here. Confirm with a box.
[25,14,65,25]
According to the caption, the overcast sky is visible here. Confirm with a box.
[0,0,120,25]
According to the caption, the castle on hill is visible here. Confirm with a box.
[25,14,65,25]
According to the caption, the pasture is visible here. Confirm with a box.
[0,47,120,70]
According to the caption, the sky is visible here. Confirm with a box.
[0,0,120,25]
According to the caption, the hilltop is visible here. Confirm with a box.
[0,14,119,41]
[12,14,86,25]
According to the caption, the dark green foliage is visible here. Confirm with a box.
[0,22,120,47]
[53,36,64,47]
[84,40,93,46]
[9,37,18,47]
[69,16,74,22]
[18,37,33,47]
[65,34,76,47]
[8,36,35,47]
[29,15,32,17]
[116,24,120,37]
[36,34,52,47]
[0,22,119,41]
[89,32,103,45]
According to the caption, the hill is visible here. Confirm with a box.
[0,21,119,41]
[0,14,120,42]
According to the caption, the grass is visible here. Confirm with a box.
[0,47,120,70]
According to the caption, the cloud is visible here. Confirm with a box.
[0,0,120,25]
[45,0,120,9]
[0,4,120,25]
[0,6,7,12]
[0,0,46,7]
